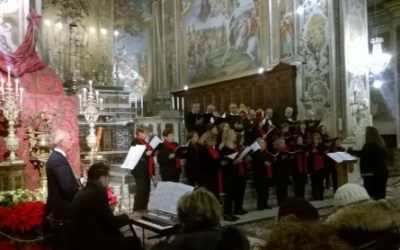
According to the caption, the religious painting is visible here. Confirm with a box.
[129,0,153,23]
[278,0,295,60]
[184,0,262,86]
[114,0,151,95]
[0,0,30,53]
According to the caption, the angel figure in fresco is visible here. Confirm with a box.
[222,8,236,64]
[246,9,259,61]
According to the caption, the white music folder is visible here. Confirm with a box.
[327,152,356,163]
[120,145,146,170]
[149,136,163,149]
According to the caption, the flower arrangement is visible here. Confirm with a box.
[0,189,47,250]
[106,185,118,206]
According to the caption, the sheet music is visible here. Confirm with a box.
[149,136,163,149]
[250,141,261,152]
[238,146,251,159]
[148,182,194,215]
[120,145,146,170]
[225,152,238,160]
[327,152,356,163]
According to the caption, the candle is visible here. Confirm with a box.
[7,66,10,84]
[177,97,180,110]
[95,90,99,103]
[19,88,23,106]
[134,96,137,108]
[99,98,103,110]
[0,78,4,96]
[140,95,143,109]
[182,97,185,111]
[15,79,19,95]
[83,88,87,103]
[78,94,82,110]
[338,118,343,131]
[171,96,175,110]
[89,80,93,92]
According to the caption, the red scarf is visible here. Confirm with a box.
[164,140,181,169]
[297,152,307,173]
[312,144,324,171]
[207,146,223,193]
[136,136,155,176]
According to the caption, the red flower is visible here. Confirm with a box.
[106,186,118,206]
[0,201,45,233]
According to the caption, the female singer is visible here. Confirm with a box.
[252,138,275,210]
[184,131,201,186]
[297,120,309,144]
[131,126,154,211]
[319,125,333,189]
[219,129,241,221]
[199,132,223,200]
[307,133,327,200]
[292,136,308,199]
[158,128,181,182]
[234,134,248,215]
[273,137,292,205]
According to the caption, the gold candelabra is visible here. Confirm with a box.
[78,80,103,163]
[0,66,24,161]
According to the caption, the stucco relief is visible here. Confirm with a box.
[343,0,370,134]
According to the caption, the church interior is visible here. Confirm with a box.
[0,0,400,249]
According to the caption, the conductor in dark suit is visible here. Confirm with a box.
[46,129,81,250]
[71,162,141,250]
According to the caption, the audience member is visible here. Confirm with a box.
[278,197,319,222]
[264,221,353,250]
[154,188,249,250]
[326,183,400,250]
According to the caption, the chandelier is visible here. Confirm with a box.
[369,37,391,75]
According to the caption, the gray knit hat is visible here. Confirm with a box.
[334,183,371,208]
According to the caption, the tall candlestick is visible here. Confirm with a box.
[78,94,82,110]
[182,97,185,111]
[140,95,143,109]
[83,88,87,103]
[89,80,93,92]
[19,88,23,106]
[0,78,4,96]
[15,79,19,95]
[7,66,10,84]
[100,98,103,110]
[95,90,99,103]
[177,97,180,110]
[171,96,175,110]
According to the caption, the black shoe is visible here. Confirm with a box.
[234,209,248,215]
[224,215,238,221]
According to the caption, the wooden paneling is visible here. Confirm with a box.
[176,63,296,119]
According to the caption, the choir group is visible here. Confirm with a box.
[132,102,344,222]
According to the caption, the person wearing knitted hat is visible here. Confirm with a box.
[326,183,400,249]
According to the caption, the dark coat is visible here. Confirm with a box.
[157,142,181,177]
[71,180,132,250]
[348,143,387,178]
[198,146,221,197]
[185,111,205,134]
[307,143,327,172]
[252,150,275,184]
[184,142,201,186]
[130,138,151,178]
[46,150,81,219]
[243,118,260,146]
